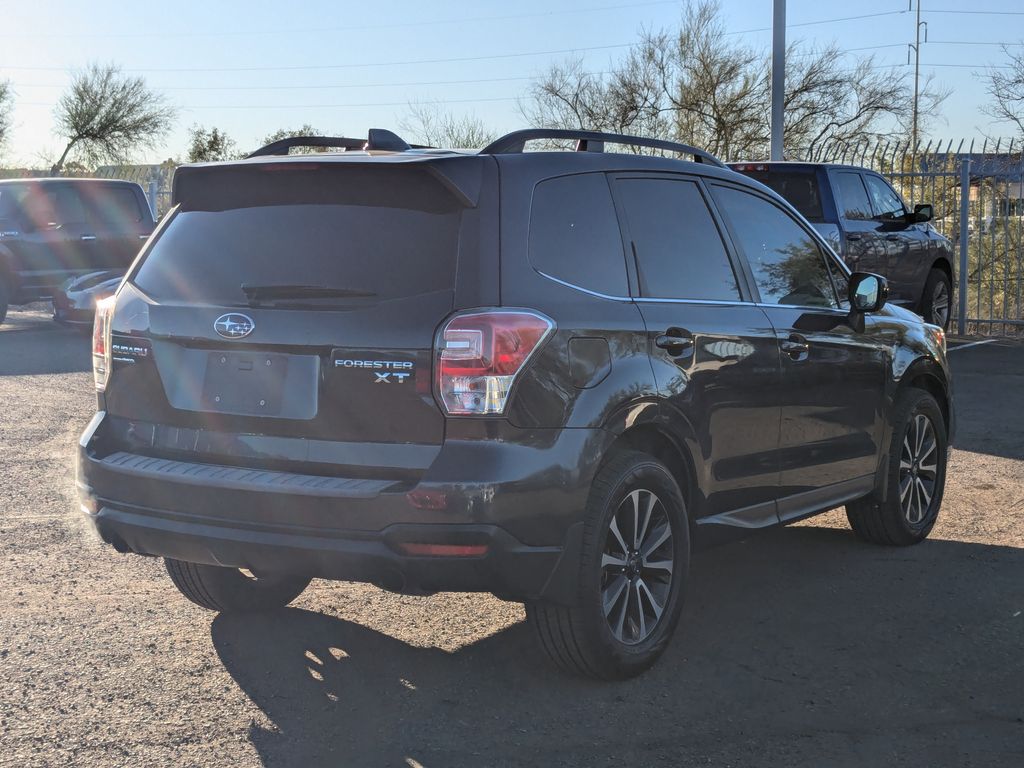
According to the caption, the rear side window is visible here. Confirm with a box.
[711,185,838,309]
[834,172,873,221]
[614,177,740,301]
[84,186,145,227]
[736,169,824,222]
[529,173,628,297]
[133,166,463,306]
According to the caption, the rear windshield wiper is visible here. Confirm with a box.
[241,283,377,305]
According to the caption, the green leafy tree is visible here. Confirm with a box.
[187,124,239,162]
[51,63,176,174]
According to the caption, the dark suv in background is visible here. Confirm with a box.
[77,129,953,679]
[0,178,154,323]
[730,162,955,329]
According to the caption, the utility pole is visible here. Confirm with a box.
[908,0,928,148]
[770,0,785,160]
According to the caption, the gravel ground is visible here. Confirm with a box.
[1,305,1021,767]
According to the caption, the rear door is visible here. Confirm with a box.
[111,160,486,449]
[81,183,154,269]
[708,182,889,511]
[610,173,783,524]
[831,170,886,275]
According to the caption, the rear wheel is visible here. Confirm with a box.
[846,388,947,546]
[921,268,952,330]
[526,450,690,679]
[165,558,311,613]
[0,277,9,325]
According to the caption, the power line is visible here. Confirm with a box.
[925,9,1024,16]
[0,0,680,38]
[728,9,908,35]
[8,73,568,92]
[0,42,634,73]
[19,96,522,110]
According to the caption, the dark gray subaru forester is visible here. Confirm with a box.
[78,129,953,679]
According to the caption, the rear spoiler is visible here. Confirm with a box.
[172,156,483,210]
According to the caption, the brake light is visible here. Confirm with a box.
[435,309,554,415]
[92,296,115,391]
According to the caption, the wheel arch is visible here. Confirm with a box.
[598,421,700,526]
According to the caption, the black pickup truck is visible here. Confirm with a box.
[0,178,155,324]
[730,162,954,329]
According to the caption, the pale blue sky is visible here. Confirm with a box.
[0,0,1020,165]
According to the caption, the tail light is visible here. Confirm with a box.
[435,309,554,415]
[92,296,115,391]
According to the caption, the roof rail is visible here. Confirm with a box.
[479,129,725,168]
[247,136,367,158]
[246,129,427,158]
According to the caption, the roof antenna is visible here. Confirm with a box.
[366,129,411,152]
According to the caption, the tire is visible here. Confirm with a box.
[165,558,311,613]
[0,277,9,325]
[526,450,690,680]
[846,388,947,546]
[920,268,952,330]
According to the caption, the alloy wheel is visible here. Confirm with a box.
[931,280,950,327]
[601,488,674,645]
[900,413,939,525]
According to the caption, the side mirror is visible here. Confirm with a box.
[848,272,888,314]
[912,203,933,223]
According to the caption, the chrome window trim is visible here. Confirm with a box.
[536,270,850,314]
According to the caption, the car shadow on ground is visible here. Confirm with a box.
[211,526,1024,767]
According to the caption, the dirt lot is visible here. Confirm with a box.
[1,305,1021,767]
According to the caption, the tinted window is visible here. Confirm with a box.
[85,186,145,227]
[614,177,740,300]
[737,169,824,222]
[834,172,873,221]
[711,185,838,308]
[134,167,462,305]
[529,173,628,296]
[863,175,905,219]
[1,184,87,230]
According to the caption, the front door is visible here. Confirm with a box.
[610,174,783,524]
[708,182,890,516]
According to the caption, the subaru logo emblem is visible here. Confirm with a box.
[214,313,255,339]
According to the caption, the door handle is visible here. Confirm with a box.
[80,234,96,241]
[138,234,151,240]
[885,234,901,241]
[780,334,809,361]
[846,233,862,241]
[655,329,693,356]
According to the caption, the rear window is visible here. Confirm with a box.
[81,185,145,226]
[736,169,824,223]
[132,165,463,306]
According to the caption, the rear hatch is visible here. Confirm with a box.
[103,158,486,463]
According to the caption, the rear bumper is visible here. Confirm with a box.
[77,412,599,603]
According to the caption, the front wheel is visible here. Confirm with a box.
[0,277,9,325]
[921,268,952,330]
[846,388,948,546]
[165,558,311,613]
[527,450,690,679]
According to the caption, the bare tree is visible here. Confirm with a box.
[187,125,239,163]
[0,80,12,156]
[400,103,496,148]
[522,0,947,161]
[52,63,176,174]
[985,44,1024,139]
